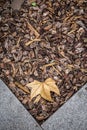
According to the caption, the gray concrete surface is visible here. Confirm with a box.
[0,79,42,130]
[11,0,24,10]
[41,83,87,130]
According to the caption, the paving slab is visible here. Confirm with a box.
[0,79,42,130]
[41,83,87,130]
[11,0,24,10]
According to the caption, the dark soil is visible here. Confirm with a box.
[0,0,87,124]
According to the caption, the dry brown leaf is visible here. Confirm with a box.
[27,78,60,102]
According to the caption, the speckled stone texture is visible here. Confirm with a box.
[0,79,42,130]
[41,83,87,130]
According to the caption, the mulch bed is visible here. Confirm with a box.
[0,0,87,124]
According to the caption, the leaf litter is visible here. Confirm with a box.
[0,0,87,124]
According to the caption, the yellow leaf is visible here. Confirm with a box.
[34,95,41,103]
[26,78,60,102]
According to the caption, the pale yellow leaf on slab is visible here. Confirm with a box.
[26,78,60,102]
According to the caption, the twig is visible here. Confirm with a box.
[68,30,76,35]
[67,64,74,69]
[15,82,30,94]
[59,51,69,60]
[80,69,87,72]
[26,21,40,38]
[11,63,17,77]
[0,33,8,39]
[25,38,41,46]
[52,66,62,76]
[16,37,21,47]
[41,62,57,70]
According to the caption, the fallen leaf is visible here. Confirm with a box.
[27,78,60,102]
[34,95,41,103]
